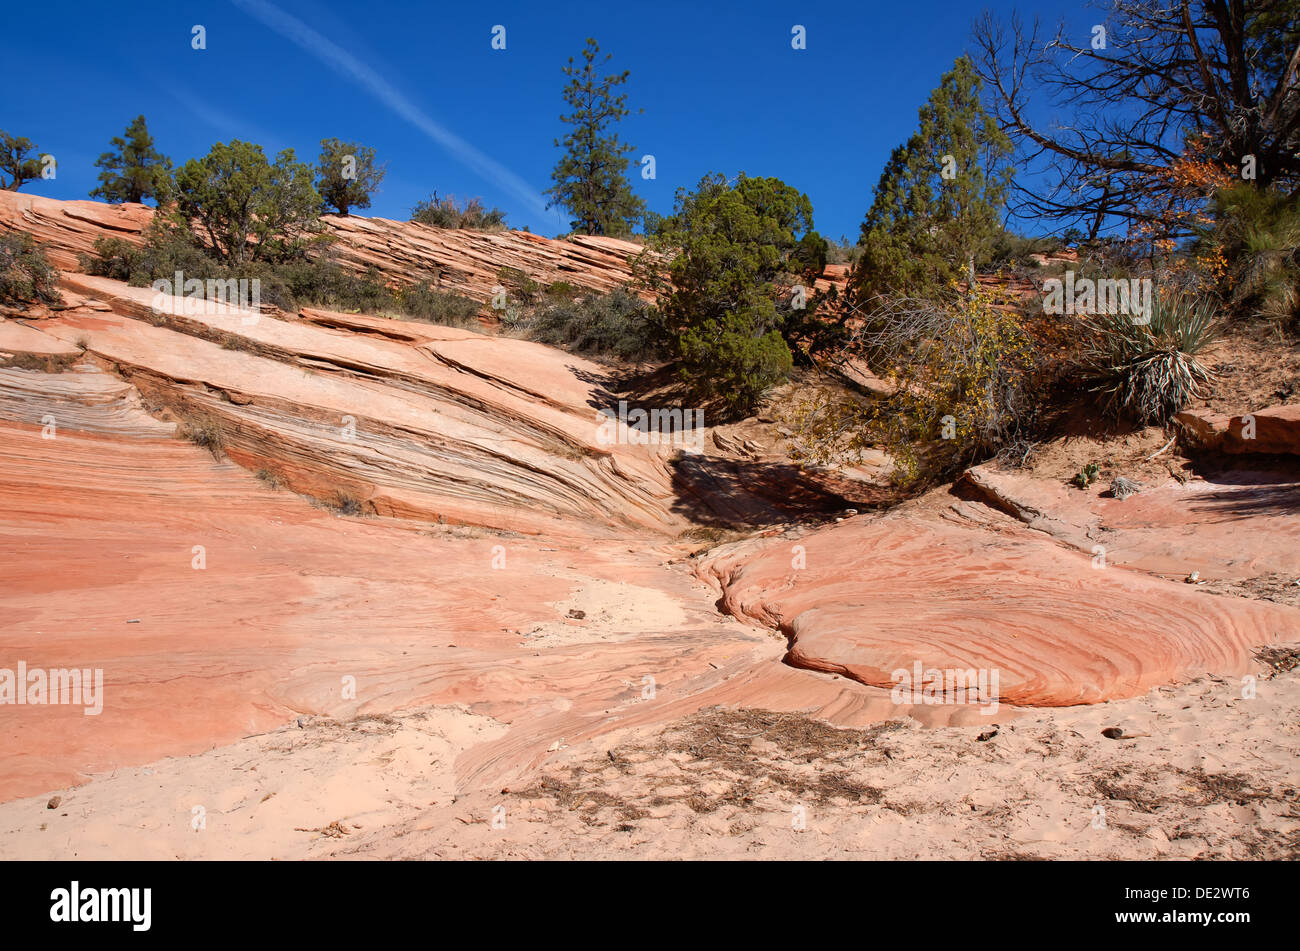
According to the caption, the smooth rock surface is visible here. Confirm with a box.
[699,509,1300,706]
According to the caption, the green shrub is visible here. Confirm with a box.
[81,221,395,314]
[80,217,212,287]
[495,266,543,305]
[844,286,1036,485]
[397,283,481,327]
[522,287,660,361]
[273,260,395,313]
[410,193,506,230]
[1081,292,1219,424]
[0,232,63,306]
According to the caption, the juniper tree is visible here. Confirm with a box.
[91,116,172,205]
[546,38,645,236]
[651,173,827,416]
[853,55,1012,303]
[171,140,321,265]
[315,138,385,217]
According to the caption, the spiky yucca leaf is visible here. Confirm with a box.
[1082,293,1219,424]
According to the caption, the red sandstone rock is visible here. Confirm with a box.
[3,191,1298,818]
[956,463,1300,581]
[0,191,151,271]
[1176,404,1300,455]
[698,510,1300,706]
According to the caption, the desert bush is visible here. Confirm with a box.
[0,232,63,306]
[860,287,1037,483]
[792,286,1038,486]
[81,220,395,314]
[80,217,213,287]
[495,266,543,307]
[522,287,660,361]
[180,416,225,457]
[825,238,863,267]
[989,231,1059,269]
[397,283,481,327]
[410,193,506,230]
[1080,292,1218,425]
[273,260,394,313]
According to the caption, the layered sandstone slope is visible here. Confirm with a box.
[0,192,149,272]
[16,276,681,535]
[0,410,799,802]
[698,503,1300,707]
[0,358,887,805]
[0,189,643,301]
[0,365,176,437]
[323,212,647,299]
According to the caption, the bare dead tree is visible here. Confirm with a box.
[973,1,1300,238]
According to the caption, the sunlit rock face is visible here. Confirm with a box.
[1,191,1296,820]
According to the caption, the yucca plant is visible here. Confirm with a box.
[1082,293,1219,425]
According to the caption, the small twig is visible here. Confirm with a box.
[1145,433,1177,460]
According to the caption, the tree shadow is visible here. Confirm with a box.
[568,362,892,528]
[669,453,890,530]
[1181,458,1300,519]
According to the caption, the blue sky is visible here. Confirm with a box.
[3,0,1089,241]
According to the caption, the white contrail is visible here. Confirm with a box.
[230,0,551,218]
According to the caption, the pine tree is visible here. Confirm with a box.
[546,38,645,236]
[853,56,1012,303]
[91,116,172,205]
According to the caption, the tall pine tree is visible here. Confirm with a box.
[546,38,645,236]
[853,56,1011,302]
[92,116,172,205]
